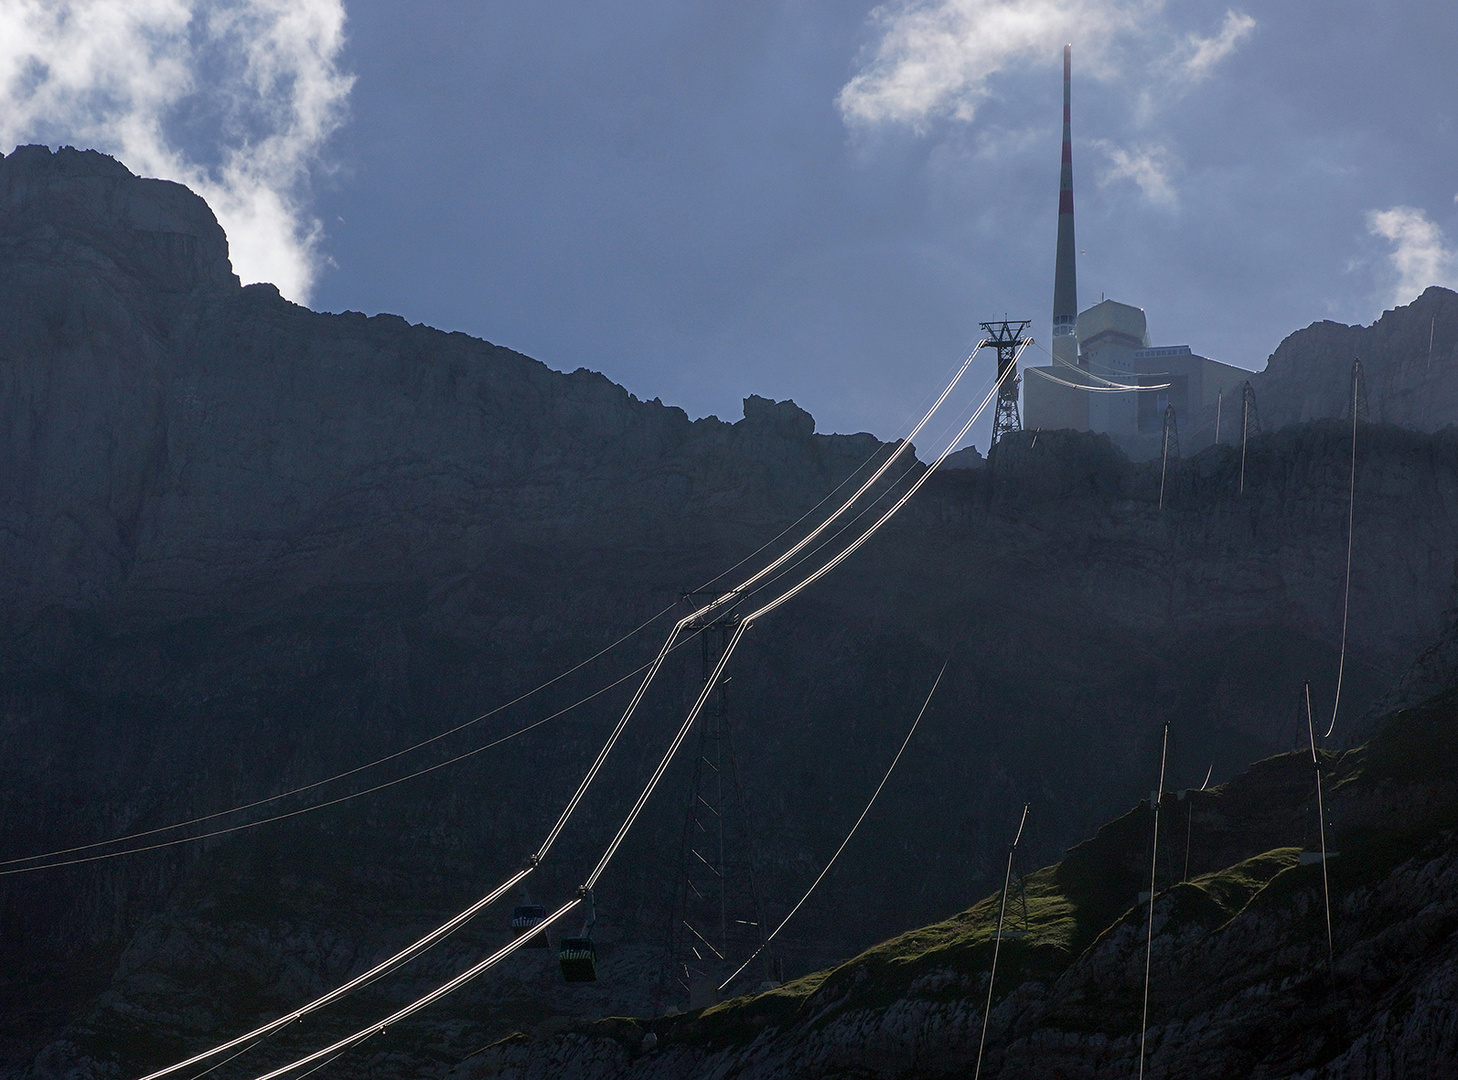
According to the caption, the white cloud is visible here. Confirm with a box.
[1180,9,1255,81]
[1094,140,1176,206]
[837,0,1156,128]
[0,0,352,303]
[1367,206,1458,307]
[837,0,1254,129]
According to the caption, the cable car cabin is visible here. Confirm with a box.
[558,938,597,982]
[511,905,551,949]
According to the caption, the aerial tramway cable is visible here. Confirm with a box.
[136,643,724,1078]
[137,869,537,1080]
[134,631,723,1080]
[140,342,997,1080]
[974,802,1030,1080]
[748,349,1023,623]
[1,604,676,871]
[1029,340,1170,392]
[536,338,992,861]
[1138,723,1169,1080]
[1030,340,1124,387]
[687,375,963,596]
[1324,364,1360,739]
[1025,367,1168,393]
[584,401,996,894]
[9,654,674,879]
[733,396,982,611]
[231,347,1020,1080]
[1305,682,1335,965]
[535,342,986,861]
[718,654,954,995]
[233,603,754,1080]
[584,619,752,890]
[12,380,949,874]
[244,897,587,1080]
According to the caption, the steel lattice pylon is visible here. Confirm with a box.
[1240,380,1262,438]
[980,319,1032,446]
[656,604,773,1012]
[990,375,1023,445]
[1162,403,1180,463]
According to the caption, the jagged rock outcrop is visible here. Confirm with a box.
[1246,286,1458,433]
[3,146,1458,1080]
[0,144,236,294]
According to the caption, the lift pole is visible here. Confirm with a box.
[1159,404,1179,510]
[1239,380,1261,494]
[1350,358,1369,423]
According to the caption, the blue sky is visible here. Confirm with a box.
[5,0,1457,447]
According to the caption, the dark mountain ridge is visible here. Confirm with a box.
[2,145,1457,1078]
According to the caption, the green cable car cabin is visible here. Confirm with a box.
[558,938,597,982]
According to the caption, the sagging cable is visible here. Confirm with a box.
[246,898,584,1080]
[248,618,751,1080]
[1137,723,1170,1080]
[720,656,952,994]
[1026,367,1169,394]
[1,603,679,872]
[1306,682,1335,966]
[539,338,989,861]
[1032,339,1157,389]
[974,802,1030,1080]
[9,653,670,878]
[748,342,1026,623]
[30,351,990,876]
[136,868,533,1080]
[244,345,1016,1080]
[142,341,1000,1080]
[1324,365,1360,739]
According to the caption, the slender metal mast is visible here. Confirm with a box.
[1052,44,1079,369]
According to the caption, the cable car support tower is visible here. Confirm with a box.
[982,319,1032,445]
[658,593,773,1011]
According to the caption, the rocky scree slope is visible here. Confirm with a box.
[462,680,1458,1079]
[3,145,1458,1078]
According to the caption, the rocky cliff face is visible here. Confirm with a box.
[3,146,1458,1080]
[1243,285,1458,435]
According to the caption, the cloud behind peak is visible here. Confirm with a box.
[836,0,1254,131]
[0,0,353,304]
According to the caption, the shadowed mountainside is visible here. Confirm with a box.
[3,145,1458,1079]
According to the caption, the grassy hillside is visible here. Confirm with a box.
[465,683,1458,1076]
